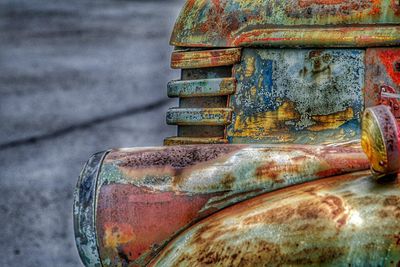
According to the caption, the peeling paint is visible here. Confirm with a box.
[227,49,364,144]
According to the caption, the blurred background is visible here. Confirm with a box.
[0,0,184,265]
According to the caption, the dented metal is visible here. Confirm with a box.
[150,171,400,266]
[95,143,368,266]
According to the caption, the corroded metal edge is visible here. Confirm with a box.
[166,107,232,126]
[230,26,400,48]
[73,151,109,267]
[172,26,400,48]
[170,0,400,48]
[164,136,229,145]
[167,78,236,98]
[171,48,241,69]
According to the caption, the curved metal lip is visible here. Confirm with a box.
[73,150,109,267]
[170,0,400,48]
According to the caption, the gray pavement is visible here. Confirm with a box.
[0,0,183,266]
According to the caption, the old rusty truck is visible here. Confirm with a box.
[74,0,400,266]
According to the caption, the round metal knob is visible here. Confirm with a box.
[361,105,400,179]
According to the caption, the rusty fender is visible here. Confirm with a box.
[150,171,400,266]
[74,142,369,266]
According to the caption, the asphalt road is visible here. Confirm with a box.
[0,0,183,266]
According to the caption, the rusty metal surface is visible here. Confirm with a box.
[72,1,400,266]
[179,96,227,108]
[379,85,400,118]
[170,0,400,47]
[178,125,226,137]
[227,48,364,144]
[171,48,241,69]
[164,136,228,145]
[87,142,369,266]
[362,105,400,178]
[167,77,236,97]
[150,171,400,266]
[166,107,233,125]
[73,151,108,267]
[181,66,232,80]
[365,48,400,109]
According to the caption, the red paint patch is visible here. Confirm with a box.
[96,184,220,265]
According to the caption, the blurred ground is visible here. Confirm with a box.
[0,0,183,266]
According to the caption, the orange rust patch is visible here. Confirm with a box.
[296,195,348,227]
[220,173,236,188]
[243,205,295,225]
[384,195,400,207]
[255,161,286,183]
[176,239,283,266]
[243,195,348,228]
[103,222,136,249]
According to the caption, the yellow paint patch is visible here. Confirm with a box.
[244,56,255,77]
[361,109,387,174]
[233,101,300,139]
[309,107,354,131]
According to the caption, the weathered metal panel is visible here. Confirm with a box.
[73,151,108,267]
[92,143,368,266]
[227,48,364,144]
[171,48,241,69]
[166,107,232,125]
[170,0,400,47]
[167,78,236,97]
[150,171,400,266]
[365,48,400,109]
